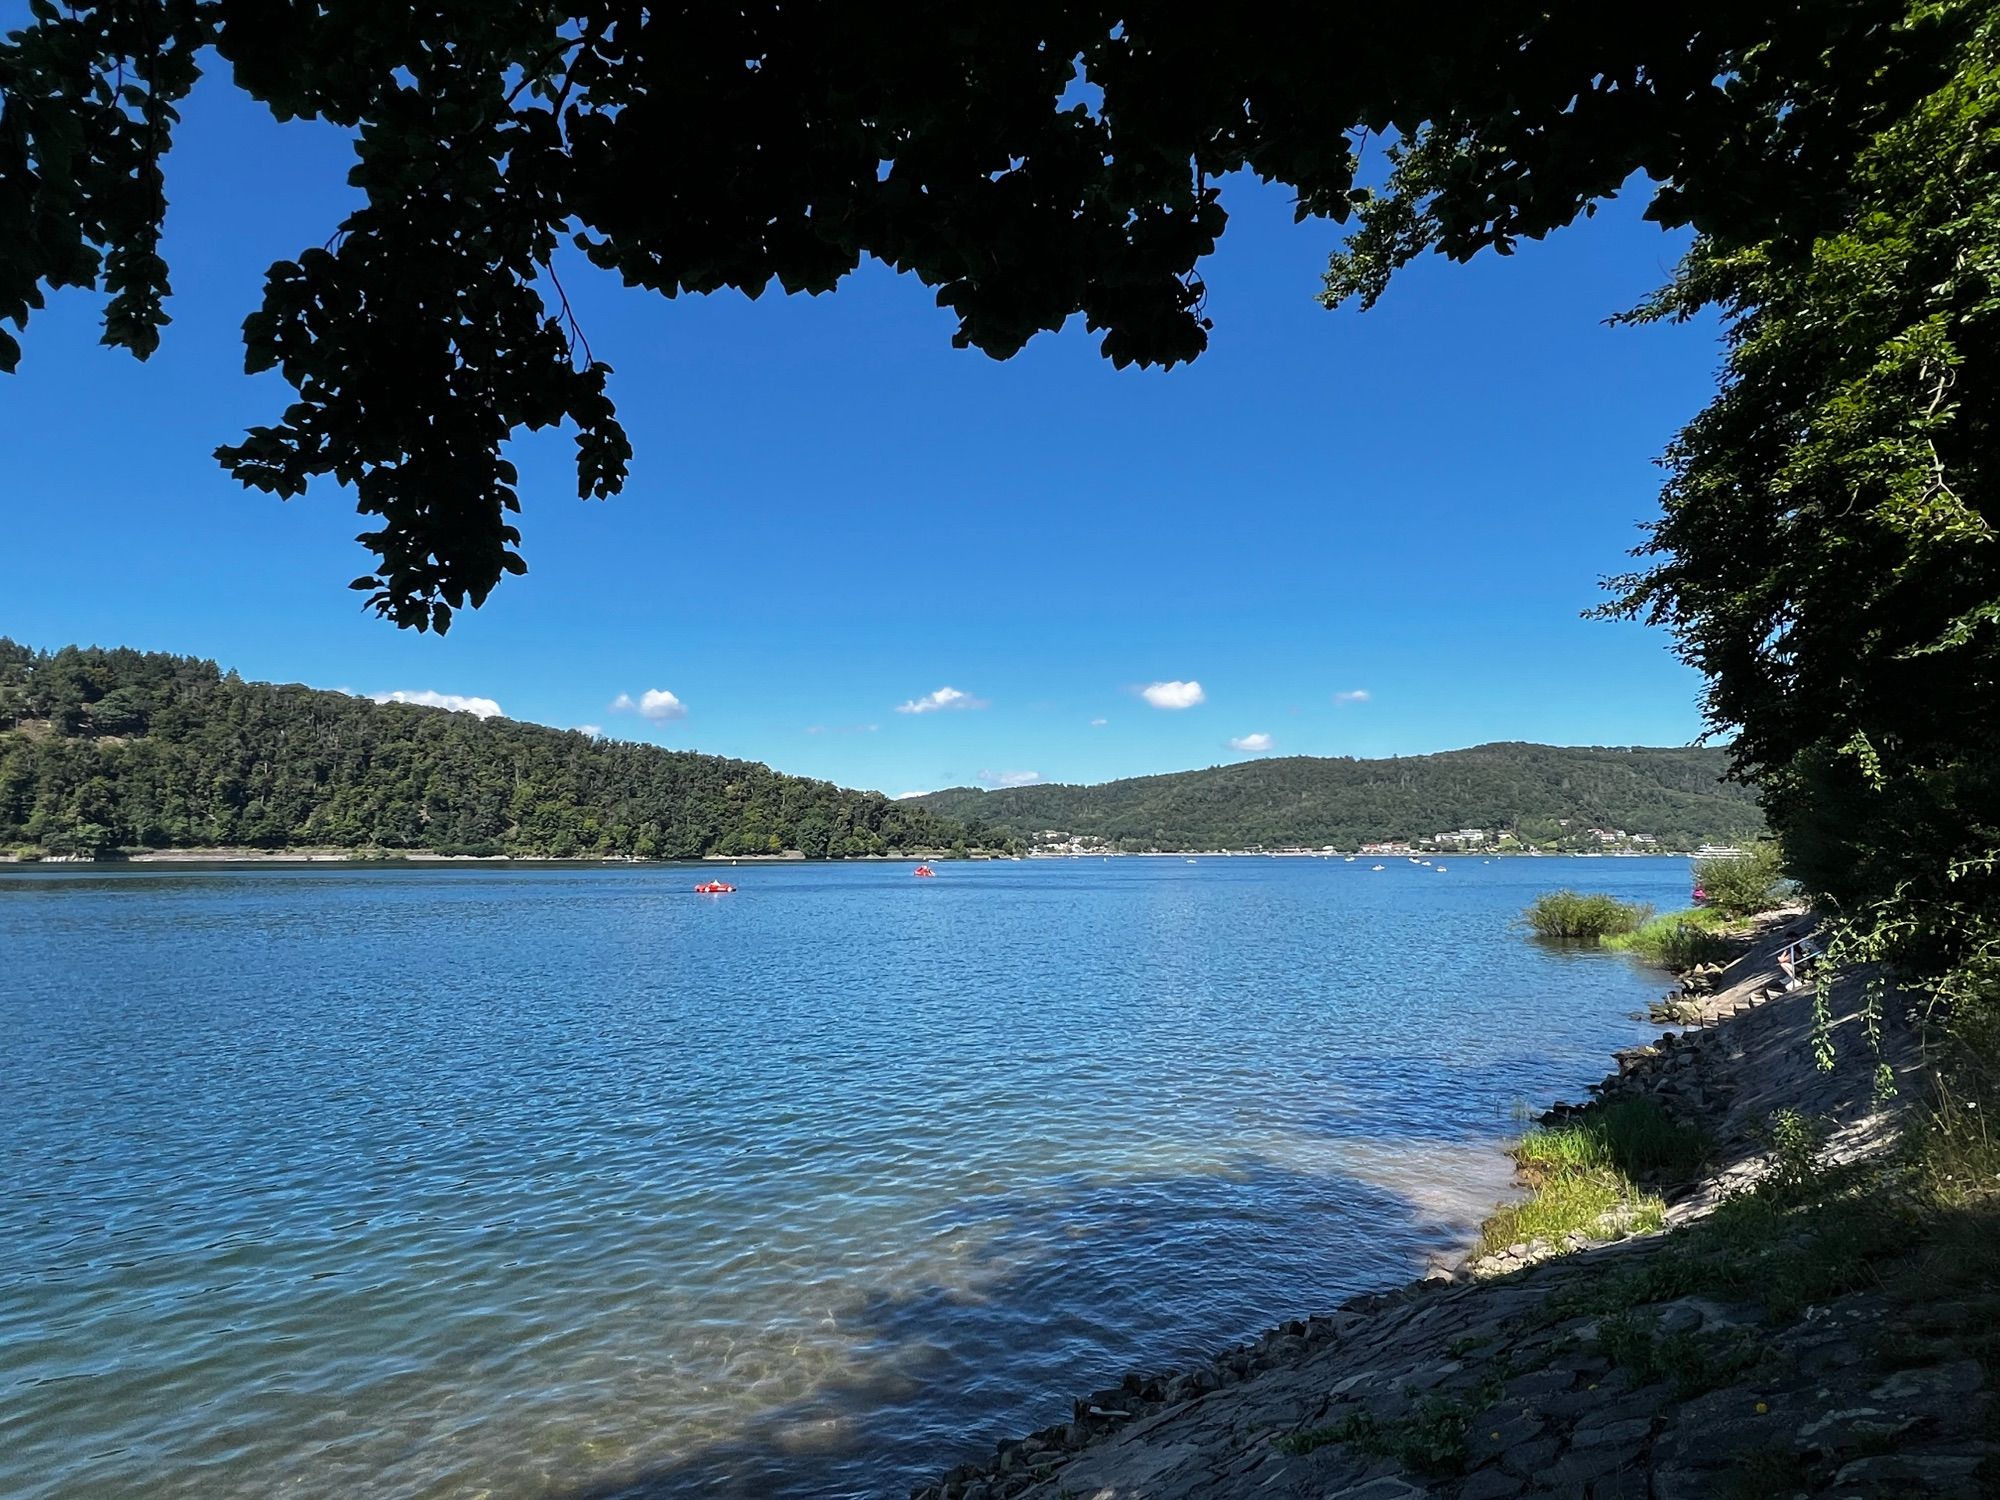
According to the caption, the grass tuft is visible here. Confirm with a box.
[1480,1097,1703,1256]
[1514,1096,1712,1182]
[1525,889,1653,942]
[1481,1171,1633,1252]
[1603,907,1739,971]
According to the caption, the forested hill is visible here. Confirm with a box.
[0,642,1001,859]
[915,745,1763,852]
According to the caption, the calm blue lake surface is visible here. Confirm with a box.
[0,856,1691,1498]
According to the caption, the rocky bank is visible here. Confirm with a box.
[916,915,1997,1499]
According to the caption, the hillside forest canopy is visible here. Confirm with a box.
[0,641,1011,859]
[6,3,2000,1020]
[916,746,1763,854]
[0,643,1758,861]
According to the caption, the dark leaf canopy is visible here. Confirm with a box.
[1,2,1949,627]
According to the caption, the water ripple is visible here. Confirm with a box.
[0,857,1688,1498]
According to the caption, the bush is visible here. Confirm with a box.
[1695,841,1789,918]
[1525,889,1652,942]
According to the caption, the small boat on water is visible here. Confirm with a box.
[913,864,936,878]
[1372,863,1386,871]
[694,880,736,894]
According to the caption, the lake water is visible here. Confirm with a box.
[0,856,1690,1498]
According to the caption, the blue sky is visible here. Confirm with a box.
[1,69,1724,797]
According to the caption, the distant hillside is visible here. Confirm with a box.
[0,641,1001,859]
[915,744,1762,852]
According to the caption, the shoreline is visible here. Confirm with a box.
[0,847,1697,866]
[914,913,1986,1499]
[0,848,1001,866]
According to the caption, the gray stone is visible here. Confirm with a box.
[1405,1360,1462,1391]
[1497,1437,1563,1477]
[1572,1471,1648,1500]
[1654,1300,1704,1335]
[1327,1479,1425,1500]
[1456,1467,1526,1500]
[1795,1404,1924,1452]
[1677,1297,1757,1331]
[1650,1468,1711,1500]
[1652,1412,1784,1468]
[1520,1387,1604,1421]
[1502,1369,1574,1399]
[1544,1442,1644,1487]
[1568,1416,1652,1449]
[1869,1359,1984,1402]
[1832,1453,1983,1492]
[1461,1413,1547,1468]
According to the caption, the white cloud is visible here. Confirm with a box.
[575,724,603,738]
[611,688,687,723]
[893,790,930,800]
[897,685,987,715]
[1333,689,1371,705]
[1141,679,1205,710]
[981,769,1043,788]
[1089,717,1108,728]
[1229,732,1274,753]
[371,689,504,719]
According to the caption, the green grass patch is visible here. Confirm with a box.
[1480,1170,1661,1254]
[1274,1394,1481,1475]
[1540,1127,1917,1328]
[1514,1096,1712,1182]
[1525,889,1653,942]
[1481,1098,1701,1256]
[1603,907,1739,971]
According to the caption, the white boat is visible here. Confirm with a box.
[1372,863,1385,871]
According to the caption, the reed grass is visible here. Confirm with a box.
[1523,890,1652,942]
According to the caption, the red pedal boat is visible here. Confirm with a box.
[693,880,736,894]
